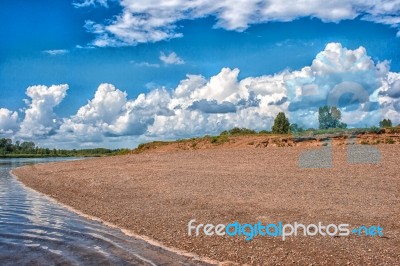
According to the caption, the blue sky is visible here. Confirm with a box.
[1,0,400,148]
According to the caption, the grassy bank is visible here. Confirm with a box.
[133,126,400,153]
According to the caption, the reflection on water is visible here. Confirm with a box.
[0,158,208,266]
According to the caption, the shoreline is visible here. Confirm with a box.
[10,169,220,266]
[0,155,106,159]
[11,146,400,265]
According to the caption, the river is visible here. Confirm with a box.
[0,158,209,266]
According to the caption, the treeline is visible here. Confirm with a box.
[216,106,398,137]
[270,106,398,135]
[0,138,129,158]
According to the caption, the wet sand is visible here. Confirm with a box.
[12,145,400,265]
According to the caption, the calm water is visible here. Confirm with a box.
[0,158,209,266]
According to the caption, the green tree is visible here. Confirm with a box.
[318,106,347,129]
[379,118,392,128]
[20,141,36,153]
[272,112,290,134]
[0,138,13,153]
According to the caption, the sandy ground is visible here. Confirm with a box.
[12,145,400,265]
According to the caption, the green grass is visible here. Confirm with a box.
[220,127,257,136]
[291,126,390,137]
[134,141,172,153]
[210,135,229,144]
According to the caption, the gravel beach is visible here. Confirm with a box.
[12,145,400,265]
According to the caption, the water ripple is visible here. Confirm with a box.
[0,158,209,266]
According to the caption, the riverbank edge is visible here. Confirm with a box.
[10,169,222,266]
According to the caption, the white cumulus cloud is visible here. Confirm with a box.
[57,84,171,143]
[57,43,400,144]
[2,43,400,148]
[18,84,69,138]
[160,52,185,65]
[0,108,18,135]
[81,0,400,46]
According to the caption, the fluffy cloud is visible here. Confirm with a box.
[81,0,400,46]
[58,84,127,142]
[0,108,18,134]
[283,42,389,127]
[75,83,127,124]
[58,43,400,143]
[58,84,171,143]
[160,52,185,65]
[1,43,400,147]
[18,84,69,138]
[379,72,400,98]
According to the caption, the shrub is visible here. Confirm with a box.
[367,126,382,134]
[220,127,257,136]
[210,135,229,144]
[211,136,219,143]
[218,135,229,143]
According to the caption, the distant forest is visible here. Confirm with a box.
[0,138,129,158]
